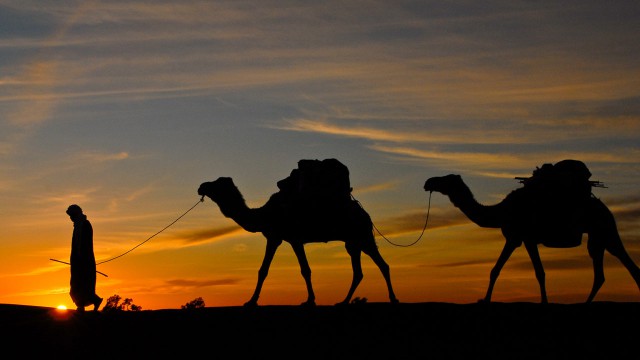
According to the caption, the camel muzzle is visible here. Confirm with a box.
[423,180,435,192]
[197,183,209,196]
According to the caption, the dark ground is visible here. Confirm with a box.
[1,302,637,359]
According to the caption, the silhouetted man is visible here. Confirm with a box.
[66,204,102,312]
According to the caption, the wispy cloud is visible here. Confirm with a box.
[275,117,640,157]
[40,187,100,208]
[373,144,640,177]
[435,256,594,273]
[101,276,243,298]
[77,151,129,163]
[173,226,244,245]
[274,119,489,144]
[375,208,468,237]
[5,60,59,127]
[164,278,240,288]
[0,150,133,195]
[354,181,399,195]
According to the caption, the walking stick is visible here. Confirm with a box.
[50,258,109,277]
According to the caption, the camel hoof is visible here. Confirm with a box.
[243,300,258,307]
[334,301,349,307]
[300,300,316,307]
[390,298,400,305]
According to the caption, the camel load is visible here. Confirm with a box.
[515,159,604,202]
[513,159,602,247]
[276,158,353,208]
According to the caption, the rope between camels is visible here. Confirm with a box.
[352,191,432,247]
[95,196,204,265]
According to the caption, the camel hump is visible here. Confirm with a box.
[277,158,352,202]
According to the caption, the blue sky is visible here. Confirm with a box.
[1,0,639,309]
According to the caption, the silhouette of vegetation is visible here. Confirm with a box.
[181,297,205,310]
[102,294,142,312]
[350,296,368,304]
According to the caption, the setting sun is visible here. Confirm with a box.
[56,305,67,310]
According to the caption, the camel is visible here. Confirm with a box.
[423,160,640,303]
[197,176,399,307]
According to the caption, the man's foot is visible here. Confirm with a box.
[94,297,103,312]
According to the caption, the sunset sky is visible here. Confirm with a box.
[1,1,639,310]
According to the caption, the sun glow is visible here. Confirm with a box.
[56,305,67,310]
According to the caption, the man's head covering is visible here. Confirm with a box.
[66,204,83,217]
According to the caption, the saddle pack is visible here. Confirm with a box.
[277,158,352,204]
[516,159,601,201]
[512,159,604,247]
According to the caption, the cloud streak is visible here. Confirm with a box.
[173,226,244,245]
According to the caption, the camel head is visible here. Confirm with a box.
[423,174,463,196]
[198,177,238,203]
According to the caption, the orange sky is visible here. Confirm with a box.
[1,1,639,310]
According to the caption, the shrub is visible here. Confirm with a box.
[181,297,205,310]
[102,294,142,312]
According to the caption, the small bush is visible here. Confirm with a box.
[102,294,142,312]
[350,297,368,304]
[181,297,205,310]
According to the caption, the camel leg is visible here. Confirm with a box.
[364,247,399,304]
[610,249,640,296]
[337,245,363,305]
[245,238,282,307]
[524,241,547,304]
[590,231,640,302]
[290,242,316,306]
[586,239,605,303]
[482,241,518,303]
[588,198,640,301]
[606,244,640,295]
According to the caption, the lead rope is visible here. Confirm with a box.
[352,191,432,247]
[96,196,205,265]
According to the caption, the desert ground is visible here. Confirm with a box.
[2,301,637,359]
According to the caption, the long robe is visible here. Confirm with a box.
[69,214,98,307]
